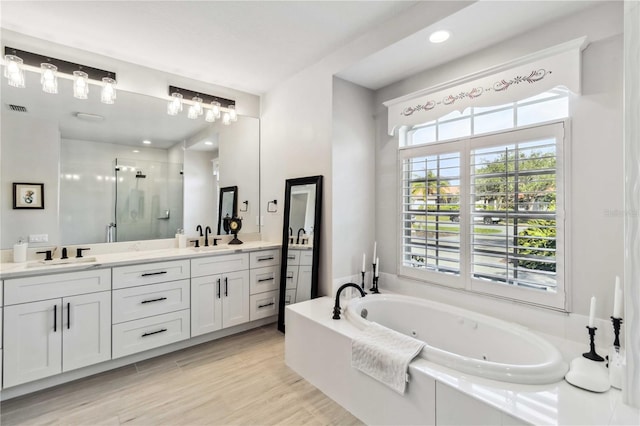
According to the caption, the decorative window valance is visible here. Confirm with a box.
[383,37,588,135]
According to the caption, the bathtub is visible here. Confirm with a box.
[344,293,568,385]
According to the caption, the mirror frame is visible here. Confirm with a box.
[217,185,238,235]
[277,175,323,333]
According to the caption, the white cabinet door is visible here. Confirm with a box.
[62,291,111,372]
[3,299,62,387]
[222,270,250,328]
[191,275,223,336]
[296,265,313,303]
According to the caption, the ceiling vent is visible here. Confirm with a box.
[7,104,28,113]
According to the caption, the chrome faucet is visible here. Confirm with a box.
[332,283,366,320]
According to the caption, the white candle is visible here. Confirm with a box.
[613,276,622,318]
[375,257,380,277]
[373,241,377,262]
[588,296,596,328]
[362,253,366,273]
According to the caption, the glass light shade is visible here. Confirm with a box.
[4,55,25,88]
[205,108,216,122]
[73,70,89,99]
[167,92,183,116]
[192,96,203,116]
[211,101,221,119]
[40,63,58,94]
[222,112,231,126]
[228,104,237,122]
[101,77,117,104]
[187,105,198,120]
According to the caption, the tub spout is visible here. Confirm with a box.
[333,283,366,320]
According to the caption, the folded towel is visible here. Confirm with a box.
[351,322,425,395]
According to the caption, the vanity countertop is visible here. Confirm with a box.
[0,241,281,279]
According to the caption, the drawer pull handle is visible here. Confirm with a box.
[257,256,274,261]
[217,278,221,299]
[258,302,275,309]
[53,304,57,332]
[141,297,168,304]
[258,277,274,282]
[142,328,167,338]
[287,255,296,260]
[286,274,294,279]
[141,271,168,277]
[67,302,71,329]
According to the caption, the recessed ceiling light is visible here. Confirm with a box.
[429,30,450,44]
[204,141,213,146]
[132,150,140,153]
[143,140,151,145]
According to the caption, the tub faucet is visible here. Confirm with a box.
[333,283,366,320]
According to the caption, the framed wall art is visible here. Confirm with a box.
[13,182,44,209]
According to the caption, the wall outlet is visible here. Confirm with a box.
[29,234,48,243]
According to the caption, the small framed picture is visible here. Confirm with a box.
[13,182,44,209]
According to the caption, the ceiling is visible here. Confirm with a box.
[0,1,601,95]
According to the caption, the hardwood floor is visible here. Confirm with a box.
[0,325,363,426]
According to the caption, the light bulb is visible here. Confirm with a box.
[101,77,117,104]
[192,96,203,116]
[167,92,183,116]
[40,63,58,94]
[205,108,216,122]
[73,70,89,99]
[222,112,231,126]
[211,101,221,119]
[4,55,25,88]
[187,105,198,120]
[228,104,237,122]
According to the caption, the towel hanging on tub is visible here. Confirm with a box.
[351,321,425,394]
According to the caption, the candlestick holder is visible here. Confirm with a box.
[370,276,380,294]
[360,271,367,294]
[610,316,622,349]
[583,326,604,362]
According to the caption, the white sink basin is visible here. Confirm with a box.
[27,256,97,268]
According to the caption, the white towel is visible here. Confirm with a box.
[351,322,425,395]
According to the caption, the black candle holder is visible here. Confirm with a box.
[582,326,605,362]
[370,276,380,294]
[611,316,623,349]
[360,271,367,294]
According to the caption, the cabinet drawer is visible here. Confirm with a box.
[249,290,278,321]
[285,250,300,266]
[249,266,280,295]
[249,250,280,268]
[112,309,190,359]
[4,269,111,305]
[112,280,190,324]
[112,260,189,289]
[299,250,314,266]
[191,253,249,277]
[285,265,298,290]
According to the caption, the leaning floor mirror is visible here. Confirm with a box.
[277,175,323,333]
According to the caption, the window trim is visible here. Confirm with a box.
[397,120,570,311]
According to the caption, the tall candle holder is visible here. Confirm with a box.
[360,271,367,294]
[583,326,604,362]
[370,262,380,294]
[610,316,622,349]
[608,316,624,389]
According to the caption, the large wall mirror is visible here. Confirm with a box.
[277,175,323,333]
[0,67,260,248]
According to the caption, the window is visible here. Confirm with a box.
[399,95,568,309]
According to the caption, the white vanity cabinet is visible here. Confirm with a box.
[191,253,250,336]
[1,280,3,388]
[249,249,280,321]
[285,249,313,304]
[111,260,191,359]
[3,270,112,388]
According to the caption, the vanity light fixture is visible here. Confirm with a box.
[429,30,451,44]
[4,54,25,88]
[73,70,89,99]
[40,63,58,94]
[167,85,236,124]
[4,47,117,103]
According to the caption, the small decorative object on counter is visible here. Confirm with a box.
[228,216,243,245]
[13,238,28,263]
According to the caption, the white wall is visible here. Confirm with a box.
[373,2,624,319]
[0,114,60,248]
[332,77,376,280]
